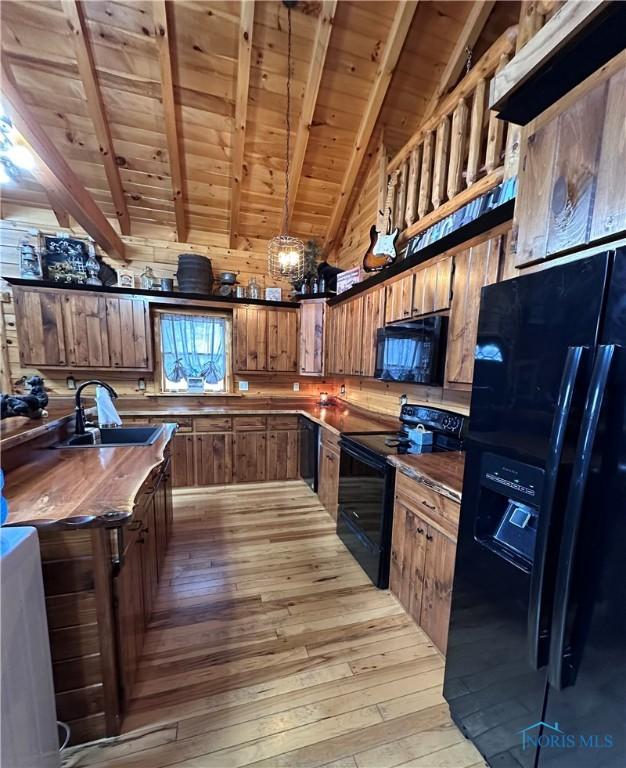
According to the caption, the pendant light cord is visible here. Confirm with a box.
[282,5,292,235]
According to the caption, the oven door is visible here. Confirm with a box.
[337,439,395,588]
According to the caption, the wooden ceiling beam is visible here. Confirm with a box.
[62,0,131,236]
[324,1,418,250]
[423,0,496,120]
[1,56,127,263]
[45,188,71,229]
[229,0,255,249]
[154,0,187,243]
[286,0,336,228]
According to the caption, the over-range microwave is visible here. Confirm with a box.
[375,316,447,385]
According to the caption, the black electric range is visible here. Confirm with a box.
[337,405,466,588]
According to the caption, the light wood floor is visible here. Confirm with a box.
[64,481,484,768]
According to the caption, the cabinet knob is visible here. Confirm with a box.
[417,527,424,534]
[426,534,433,541]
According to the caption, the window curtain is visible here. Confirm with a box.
[161,314,225,384]
[383,338,427,380]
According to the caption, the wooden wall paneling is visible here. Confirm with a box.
[229,0,254,248]
[233,430,267,483]
[153,1,187,243]
[299,299,325,376]
[361,286,385,378]
[431,117,450,210]
[62,0,130,236]
[591,67,626,241]
[445,236,501,389]
[545,82,607,256]
[514,119,558,266]
[267,308,298,373]
[13,287,67,367]
[195,432,233,485]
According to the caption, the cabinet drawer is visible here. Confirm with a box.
[395,471,459,539]
[320,426,340,451]
[173,417,193,432]
[268,414,299,430]
[194,416,232,432]
[232,415,267,431]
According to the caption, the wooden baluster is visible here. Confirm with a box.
[447,98,468,200]
[485,53,510,173]
[432,116,450,210]
[418,131,434,219]
[405,145,420,227]
[466,79,486,187]
[396,160,409,231]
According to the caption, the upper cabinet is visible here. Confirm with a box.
[234,306,298,373]
[361,286,386,378]
[14,286,152,370]
[385,272,414,324]
[413,256,453,317]
[445,236,502,390]
[299,299,325,377]
[515,66,626,267]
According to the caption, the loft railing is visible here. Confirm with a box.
[386,25,519,243]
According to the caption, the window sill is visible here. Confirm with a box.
[143,392,244,398]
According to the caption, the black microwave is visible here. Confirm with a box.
[375,316,447,384]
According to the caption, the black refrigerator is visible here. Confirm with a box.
[443,249,626,767]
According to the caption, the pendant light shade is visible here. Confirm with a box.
[267,2,304,283]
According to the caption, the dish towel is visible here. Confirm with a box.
[95,385,122,427]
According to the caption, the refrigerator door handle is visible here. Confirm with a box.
[527,345,586,670]
[548,344,615,691]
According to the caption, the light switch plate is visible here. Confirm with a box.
[238,380,249,391]
[292,382,300,392]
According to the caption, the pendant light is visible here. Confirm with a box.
[267,1,305,283]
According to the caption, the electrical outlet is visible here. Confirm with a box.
[238,380,249,391]
[340,384,346,395]
[292,382,300,392]
[399,393,408,405]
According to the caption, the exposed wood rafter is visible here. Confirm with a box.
[286,0,336,228]
[423,1,496,120]
[45,188,71,229]
[229,0,255,249]
[154,0,187,243]
[324,1,418,250]
[0,56,127,262]
[61,0,131,236]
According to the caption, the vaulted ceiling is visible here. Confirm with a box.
[0,0,518,253]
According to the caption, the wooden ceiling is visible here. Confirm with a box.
[0,1,518,254]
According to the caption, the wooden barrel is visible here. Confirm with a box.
[176,253,213,293]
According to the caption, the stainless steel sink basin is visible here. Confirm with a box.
[55,425,163,448]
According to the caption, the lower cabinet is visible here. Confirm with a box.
[115,457,172,710]
[195,432,233,485]
[318,427,340,520]
[171,433,195,488]
[233,430,267,483]
[390,472,458,654]
[267,429,299,481]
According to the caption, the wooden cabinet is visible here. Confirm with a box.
[385,272,414,324]
[299,299,325,376]
[326,302,348,375]
[318,428,340,520]
[267,429,299,481]
[234,306,298,373]
[344,296,364,376]
[361,286,386,378]
[515,68,626,266]
[390,472,458,654]
[445,236,501,390]
[13,286,151,370]
[171,433,195,488]
[413,256,453,316]
[233,431,267,483]
[195,433,232,485]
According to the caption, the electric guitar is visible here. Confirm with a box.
[363,171,400,273]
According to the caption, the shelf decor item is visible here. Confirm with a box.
[41,235,93,284]
[116,268,135,289]
[265,287,282,301]
[267,1,304,284]
[17,234,43,279]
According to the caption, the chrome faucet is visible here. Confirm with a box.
[74,380,118,435]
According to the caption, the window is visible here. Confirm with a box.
[157,310,232,394]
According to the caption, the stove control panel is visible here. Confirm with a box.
[400,404,466,438]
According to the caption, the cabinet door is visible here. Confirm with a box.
[390,499,427,623]
[13,287,68,366]
[590,68,626,241]
[62,293,110,368]
[152,473,168,580]
[195,433,233,485]
[344,296,364,376]
[171,433,195,488]
[361,286,385,378]
[445,237,501,389]
[421,525,456,654]
[140,499,158,626]
[329,303,347,374]
[266,429,299,481]
[233,431,267,483]
[318,443,339,520]
[233,306,268,372]
[106,297,151,370]
[299,301,325,376]
[414,258,452,316]
[385,273,413,323]
[267,308,298,372]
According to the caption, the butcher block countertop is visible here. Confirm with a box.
[3,423,177,529]
[388,451,466,503]
[0,408,80,451]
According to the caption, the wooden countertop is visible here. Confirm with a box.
[0,408,78,451]
[388,451,466,503]
[3,423,177,529]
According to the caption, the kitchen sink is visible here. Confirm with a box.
[55,425,164,448]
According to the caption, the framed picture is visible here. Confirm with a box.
[336,266,362,294]
[116,268,136,289]
[41,235,92,284]
[265,287,282,301]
